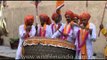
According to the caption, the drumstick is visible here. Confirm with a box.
[98,1,107,37]
[58,29,68,36]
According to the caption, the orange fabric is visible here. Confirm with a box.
[56,0,64,8]
[41,24,47,36]
[80,29,88,59]
[79,12,91,21]
[80,23,89,59]
[63,24,71,35]
[24,15,34,26]
[24,15,34,31]
[39,13,51,25]
[65,10,74,19]
[56,0,64,14]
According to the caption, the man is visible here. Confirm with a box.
[75,12,96,59]
[37,13,52,38]
[50,12,64,35]
[99,24,107,58]
[52,10,78,43]
[16,15,36,59]
[73,13,80,25]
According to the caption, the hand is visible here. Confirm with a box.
[23,33,29,39]
[26,26,31,32]
[99,24,104,30]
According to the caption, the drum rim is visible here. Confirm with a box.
[23,37,76,50]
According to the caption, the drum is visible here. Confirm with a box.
[21,37,76,59]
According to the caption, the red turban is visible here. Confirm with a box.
[51,12,59,21]
[24,15,34,25]
[39,13,51,25]
[65,10,74,19]
[74,13,79,19]
[79,12,91,21]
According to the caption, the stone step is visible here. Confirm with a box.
[0,45,16,58]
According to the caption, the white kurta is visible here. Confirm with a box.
[37,24,52,38]
[51,23,79,43]
[49,22,65,37]
[16,24,36,59]
[75,22,96,59]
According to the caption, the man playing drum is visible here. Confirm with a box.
[75,12,96,59]
[37,13,52,38]
[50,12,64,36]
[52,10,78,43]
[16,15,36,59]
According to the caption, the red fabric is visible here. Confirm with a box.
[74,13,79,19]
[51,12,59,21]
[79,12,91,21]
[65,10,74,19]
[39,13,51,25]
[24,15,34,26]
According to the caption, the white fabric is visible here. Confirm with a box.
[51,23,79,43]
[37,25,52,38]
[49,22,65,37]
[15,24,36,59]
[75,22,96,59]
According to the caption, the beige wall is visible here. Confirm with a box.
[2,1,107,56]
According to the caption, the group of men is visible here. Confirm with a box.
[16,10,97,59]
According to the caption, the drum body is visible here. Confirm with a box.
[21,37,76,59]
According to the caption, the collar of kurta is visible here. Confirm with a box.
[39,24,47,37]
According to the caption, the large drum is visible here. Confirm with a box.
[21,37,76,59]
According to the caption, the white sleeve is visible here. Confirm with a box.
[51,25,64,38]
[90,23,96,41]
[29,25,36,37]
[51,30,61,38]
[47,25,53,38]
[73,27,79,39]
[19,25,26,39]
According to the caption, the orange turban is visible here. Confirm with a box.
[74,13,79,19]
[39,13,51,25]
[65,10,74,19]
[79,12,91,21]
[51,12,59,21]
[24,15,34,26]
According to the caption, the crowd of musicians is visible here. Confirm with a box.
[15,9,107,59]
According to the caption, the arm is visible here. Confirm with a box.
[19,25,26,39]
[90,24,96,41]
[51,26,64,38]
